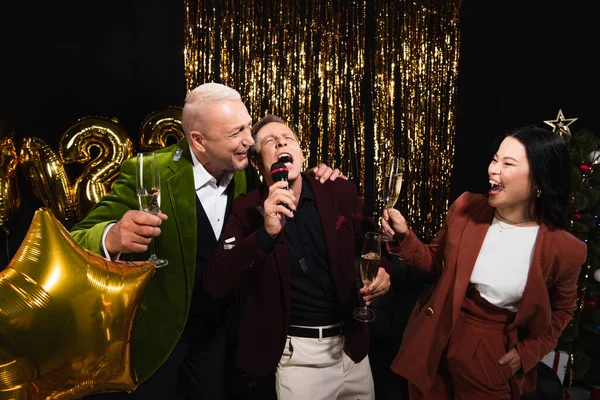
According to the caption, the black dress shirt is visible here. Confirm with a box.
[256,176,341,326]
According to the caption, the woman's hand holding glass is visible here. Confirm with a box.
[381,207,409,243]
[379,156,405,242]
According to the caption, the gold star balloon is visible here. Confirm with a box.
[0,208,155,399]
[544,109,578,137]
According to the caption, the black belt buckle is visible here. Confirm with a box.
[288,324,343,339]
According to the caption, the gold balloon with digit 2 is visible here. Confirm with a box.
[60,116,134,219]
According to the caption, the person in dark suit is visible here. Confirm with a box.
[70,84,341,400]
[204,114,392,400]
[382,126,586,400]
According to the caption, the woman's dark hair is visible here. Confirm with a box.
[491,125,571,229]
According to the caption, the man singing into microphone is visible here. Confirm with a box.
[204,114,391,400]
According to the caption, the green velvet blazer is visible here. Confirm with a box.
[70,138,250,384]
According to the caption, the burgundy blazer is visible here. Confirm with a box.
[388,192,586,394]
[205,175,389,375]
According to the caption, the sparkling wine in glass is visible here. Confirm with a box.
[380,156,404,242]
[353,232,381,322]
[136,152,168,268]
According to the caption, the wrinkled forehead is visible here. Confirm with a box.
[255,122,299,144]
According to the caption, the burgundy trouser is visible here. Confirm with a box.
[409,287,519,400]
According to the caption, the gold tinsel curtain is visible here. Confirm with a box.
[184,0,461,241]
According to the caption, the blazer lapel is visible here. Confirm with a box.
[308,177,340,282]
[165,141,197,300]
[509,224,550,334]
[232,170,248,199]
[452,203,495,320]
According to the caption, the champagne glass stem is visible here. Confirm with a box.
[379,206,395,242]
[147,236,168,267]
[149,237,158,260]
[361,285,369,309]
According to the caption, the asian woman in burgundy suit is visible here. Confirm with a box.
[381,126,586,400]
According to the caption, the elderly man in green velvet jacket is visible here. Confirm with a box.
[70,82,341,400]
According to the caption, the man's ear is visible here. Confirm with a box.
[190,131,207,153]
[250,154,261,171]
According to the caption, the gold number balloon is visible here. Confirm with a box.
[60,116,134,219]
[139,106,184,151]
[0,135,20,232]
[0,208,155,399]
[19,137,78,228]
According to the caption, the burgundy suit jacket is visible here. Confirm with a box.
[388,192,586,394]
[205,175,389,375]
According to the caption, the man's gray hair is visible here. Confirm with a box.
[182,82,242,136]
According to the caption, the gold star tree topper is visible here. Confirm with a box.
[544,109,578,137]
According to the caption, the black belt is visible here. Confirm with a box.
[288,324,343,339]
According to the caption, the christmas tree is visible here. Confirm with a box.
[549,110,600,389]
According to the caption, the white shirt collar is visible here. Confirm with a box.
[189,146,233,192]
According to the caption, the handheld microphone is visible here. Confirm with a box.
[270,162,292,213]
[270,162,289,187]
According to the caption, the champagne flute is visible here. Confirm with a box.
[380,156,404,242]
[353,232,381,322]
[136,152,168,268]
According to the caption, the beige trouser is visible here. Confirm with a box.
[275,334,375,400]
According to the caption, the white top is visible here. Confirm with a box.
[102,146,233,260]
[189,146,233,239]
[469,217,540,312]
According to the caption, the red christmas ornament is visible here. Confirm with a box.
[586,300,597,308]
[579,163,591,173]
[572,212,582,221]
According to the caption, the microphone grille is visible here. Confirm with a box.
[270,162,288,180]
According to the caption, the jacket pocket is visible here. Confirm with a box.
[416,280,438,314]
[446,320,514,389]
